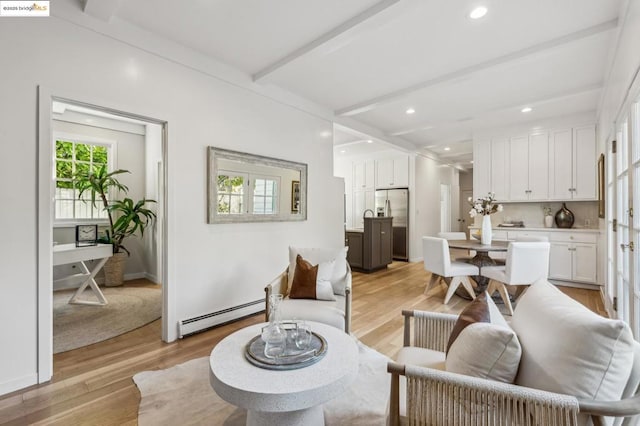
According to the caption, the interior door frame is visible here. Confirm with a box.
[37,86,170,383]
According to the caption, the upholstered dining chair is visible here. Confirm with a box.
[437,232,474,261]
[481,241,550,315]
[423,236,479,303]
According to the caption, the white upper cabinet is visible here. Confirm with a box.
[375,155,408,188]
[528,132,549,200]
[353,159,375,191]
[491,138,509,201]
[473,139,491,199]
[549,125,596,201]
[508,135,529,201]
[573,125,597,200]
[508,132,549,201]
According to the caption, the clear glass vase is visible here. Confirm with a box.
[262,294,285,358]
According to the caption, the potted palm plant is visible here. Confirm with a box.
[75,165,156,286]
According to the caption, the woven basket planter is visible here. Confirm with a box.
[103,252,128,287]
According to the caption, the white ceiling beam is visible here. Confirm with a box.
[253,0,403,82]
[387,83,603,136]
[336,19,618,117]
[83,0,123,22]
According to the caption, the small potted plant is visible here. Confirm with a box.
[542,206,554,228]
[75,165,156,286]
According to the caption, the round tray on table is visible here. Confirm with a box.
[244,325,328,371]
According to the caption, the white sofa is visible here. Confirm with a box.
[388,279,640,426]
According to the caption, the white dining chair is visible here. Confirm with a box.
[423,237,479,303]
[437,232,474,261]
[481,242,550,315]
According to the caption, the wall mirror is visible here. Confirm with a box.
[207,147,307,223]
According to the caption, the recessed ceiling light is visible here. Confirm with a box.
[521,107,533,113]
[444,147,451,151]
[406,108,415,115]
[469,6,488,19]
[340,150,346,154]
[367,140,373,144]
[470,160,474,164]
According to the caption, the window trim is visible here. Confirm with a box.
[52,131,117,227]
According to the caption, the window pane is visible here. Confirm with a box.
[56,140,73,159]
[93,145,107,164]
[56,180,73,189]
[76,143,91,162]
[76,162,91,177]
[55,199,74,219]
[56,160,73,179]
[76,200,92,219]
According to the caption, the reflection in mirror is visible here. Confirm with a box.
[208,147,307,223]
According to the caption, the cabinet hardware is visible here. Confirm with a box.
[629,207,634,218]
[613,296,618,312]
[568,247,576,251]
[381,231,386,235]
[620,242,635,252]
[612,219,617,232]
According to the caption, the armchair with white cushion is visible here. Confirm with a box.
[423,236,478,303]
[264,247,352,333]
[388,279,640,426]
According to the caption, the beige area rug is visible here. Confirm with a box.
[134,340,391,426]
[54,286,161,354]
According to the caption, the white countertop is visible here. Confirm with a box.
[468,226,599,233]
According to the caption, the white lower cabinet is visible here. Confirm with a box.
[353,190,374,228]
[548,233,597,284]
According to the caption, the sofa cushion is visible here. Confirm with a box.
[289,255,336,301]
[445,293,522,384]
[279,297,345,331]
[512,279,635,405]
[289,247,349,295]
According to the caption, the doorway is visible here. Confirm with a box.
[37,89,168,383]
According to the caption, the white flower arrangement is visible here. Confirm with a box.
[542,205,553,216]
[468,192,503,217]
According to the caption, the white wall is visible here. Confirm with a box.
[411,155,459,261]
[0,16,342,395]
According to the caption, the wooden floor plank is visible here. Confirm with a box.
[0,262,606,424]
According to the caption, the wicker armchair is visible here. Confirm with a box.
[388,309,640,426]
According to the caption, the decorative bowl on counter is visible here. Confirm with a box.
[471,232,481,241]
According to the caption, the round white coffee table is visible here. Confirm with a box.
[209,321,358,426]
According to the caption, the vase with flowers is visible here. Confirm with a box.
[468,192,503,245]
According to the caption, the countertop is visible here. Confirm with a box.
[468,226,600,233]
[346,228,364,233]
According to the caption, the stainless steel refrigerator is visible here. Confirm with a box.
[375,188,409,260]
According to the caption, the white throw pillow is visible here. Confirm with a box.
[288,247,348,295]
[512,279,635,411]
[315,260,337,301]
[446,293,522,384]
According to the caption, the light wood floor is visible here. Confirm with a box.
[0,262,605,425]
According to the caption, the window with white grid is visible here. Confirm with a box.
[54,135,114,222]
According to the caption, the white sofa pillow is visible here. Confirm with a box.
[288,247,348,295]
[512,279,635,409]
[446,293,521,383]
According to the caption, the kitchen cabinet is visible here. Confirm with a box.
[491,138,509,201]
[375,155,409,188]
[548,232,598,283]
[473,139,491,199]
[509,133,549,201]
[353,159,375,191]
[346,217,393,272]
[549,125,596,201]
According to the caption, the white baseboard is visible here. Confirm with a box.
[548,279,600,290]
[144,272,160,284]
[409,256,423,263]
[0,373,38,396]
[123,272,146,281]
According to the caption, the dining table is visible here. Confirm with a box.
[447,239,510,297]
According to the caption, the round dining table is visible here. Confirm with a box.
[447,239,509,296]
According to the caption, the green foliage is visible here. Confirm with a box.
[74,164,156,255]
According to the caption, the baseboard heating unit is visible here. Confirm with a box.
[178,299,264,338]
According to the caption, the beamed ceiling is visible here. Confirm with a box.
[75,0,622,168]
